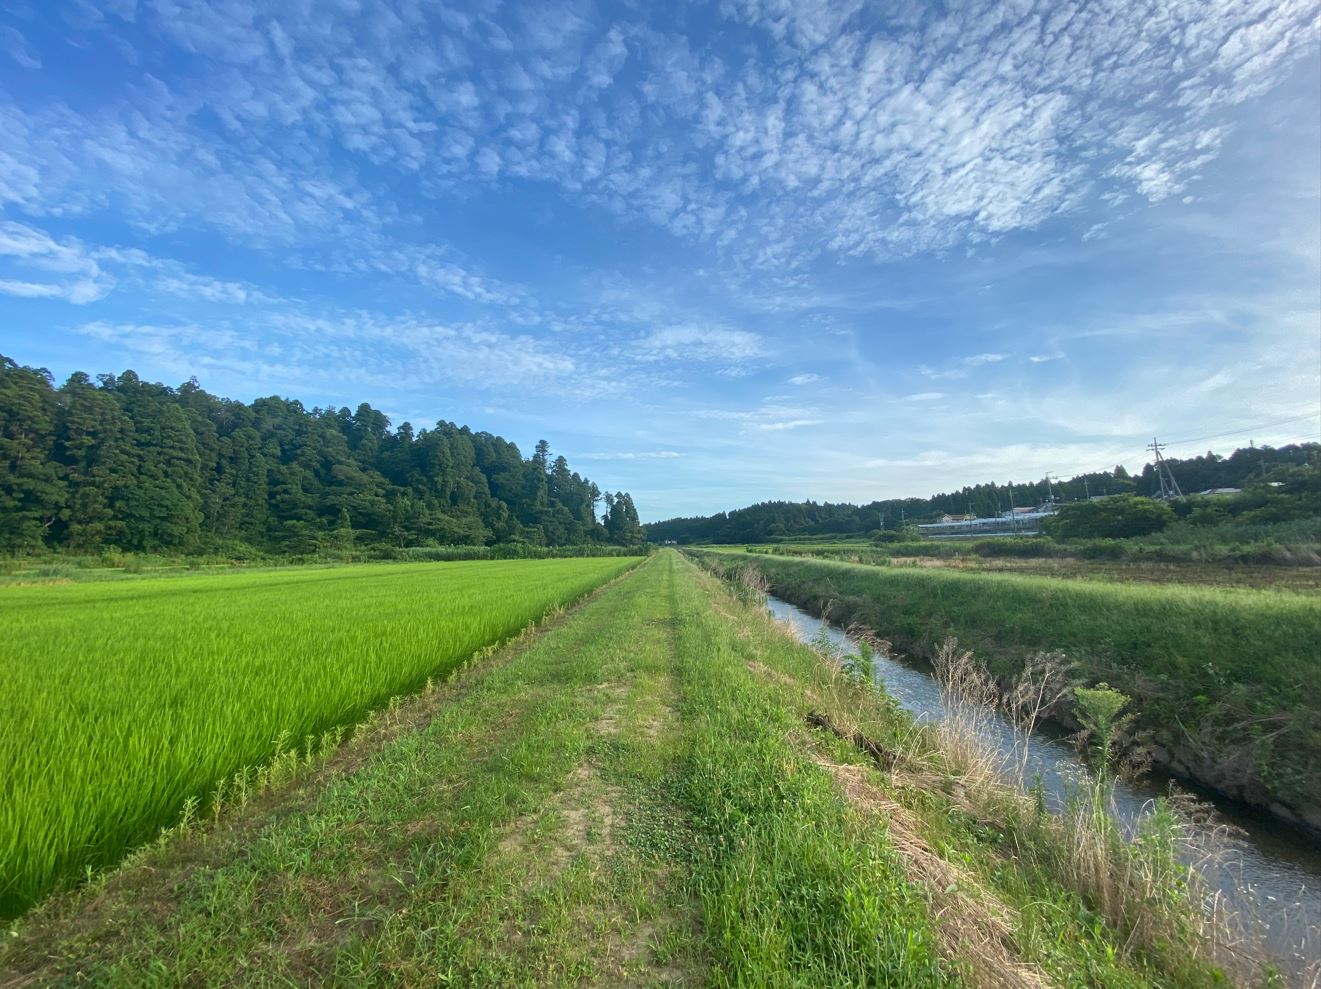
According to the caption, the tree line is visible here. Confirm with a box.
[0,355,644,555]
[646,442,1320,544]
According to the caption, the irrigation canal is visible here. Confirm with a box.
[766,594,1321,979]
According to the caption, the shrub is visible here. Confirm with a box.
[1044,495,1176,540]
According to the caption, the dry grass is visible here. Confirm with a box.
[922,638,1283,985]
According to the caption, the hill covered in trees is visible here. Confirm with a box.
[646,442,1320,544]
[0,355,643,555]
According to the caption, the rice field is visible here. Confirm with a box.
[0,557,640,916]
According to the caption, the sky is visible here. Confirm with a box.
[1,1,1319,521]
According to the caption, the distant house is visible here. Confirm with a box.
[1197,487,1242,496]
[937,513,976,523]
[1000,507,1039,518]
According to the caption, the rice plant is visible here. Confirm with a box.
[0,556,639,915]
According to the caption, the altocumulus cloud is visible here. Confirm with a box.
[0,0,1314,276]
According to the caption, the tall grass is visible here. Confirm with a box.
[0,556,640,916]
[669,559,950,986]
[0,542,647,584]
[920,643,1282,985]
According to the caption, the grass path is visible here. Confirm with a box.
[1,552,1243,987]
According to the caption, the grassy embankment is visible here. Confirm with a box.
[1,552,1263,987]
[694,549,1321,828]
[695,515,1321,568]
[732,542,1321,592]
[0,557,642,915]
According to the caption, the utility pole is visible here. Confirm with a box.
[1148,438,1184,500]
[1249,439,1267,478]
[1083,477,1091,500]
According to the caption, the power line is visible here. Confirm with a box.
[909,412,1318,513]
[1041,410,1321,482]
[1162,410,1321,449]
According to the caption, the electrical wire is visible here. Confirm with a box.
[1161,410,1321,449]
[1032,409,1320,485]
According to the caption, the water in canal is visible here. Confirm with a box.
[766,594,1320,978]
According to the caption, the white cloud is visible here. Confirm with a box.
[0,221,113,303]
[921,352,1012,380]
[695,401,825,433]
[0,224,285,307]
[639,324,766,362]
[0,1,1316,525]
[71,306,631,399]
[0,26,41,69]
[94,246,265,304]
[580,450,683,460]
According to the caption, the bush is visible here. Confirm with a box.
[1044,495,1176,540]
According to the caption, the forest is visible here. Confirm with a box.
[646,442,1321,544]
[0,355,643,555]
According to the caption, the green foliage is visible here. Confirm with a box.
[752,524,1321,566]
[0,358,65,552]
[871,526,920,544]
[1044,495,1177,539]
[1073,684,1130,772]
[0,552,1267,985]
[0,556,640,915]
[0,356,645,554]
[669,558,950,986]
[845,638,877,685]
[603,490,645,545]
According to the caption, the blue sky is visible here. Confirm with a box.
[1,0,1318,521]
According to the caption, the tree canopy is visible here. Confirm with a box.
[0,355,641,554]
[1042,495,1176,540]
[645,443,1320,544]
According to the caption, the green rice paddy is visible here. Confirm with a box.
[0,557,640,915]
